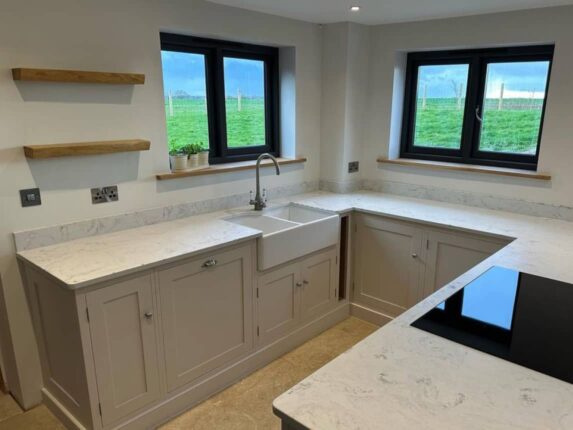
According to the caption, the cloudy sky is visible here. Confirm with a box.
[417,61,550,99]
[161,51,265,98]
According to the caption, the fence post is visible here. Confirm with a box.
[168,91,174,117]
[498,82,505,111]
[237,88,242,112]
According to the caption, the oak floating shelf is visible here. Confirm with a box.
[156,157,307,180]
[24,139,151,159]
[376,157,551,181]
[12,68,145,85]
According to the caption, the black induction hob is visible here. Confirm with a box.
[411,266,573,384]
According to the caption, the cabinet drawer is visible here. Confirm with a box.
[158,243,254,391]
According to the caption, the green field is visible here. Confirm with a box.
[414,98,544,154]
[165,97,265,151]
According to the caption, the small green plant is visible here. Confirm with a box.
[182,143,202,155]
[198,142,209,152]
[169,148,185,156]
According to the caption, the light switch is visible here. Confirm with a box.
[20,188,42,207]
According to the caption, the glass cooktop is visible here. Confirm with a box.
[412,266,573,384]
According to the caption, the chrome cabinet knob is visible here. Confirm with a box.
[411,253,418,259]
[144,312,153,319]
[202,259,218,268]
[296,282,303,287]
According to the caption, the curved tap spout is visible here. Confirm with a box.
[251,153,281,211]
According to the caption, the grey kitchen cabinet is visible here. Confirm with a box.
[256,247,338,346]
[353,214,424,318]
[256,262,301,346]
[300,248,339,322]
[86,274,161,426]
[422,228,506,298]
[158,243,254,392]
[353,213,508,320]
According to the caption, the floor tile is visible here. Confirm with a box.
[0,405,65,430]
[0,394,22,423]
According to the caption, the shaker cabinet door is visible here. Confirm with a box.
[300,248,338,322]
[87,274,160,426]
[158,244,254,392]
[353,215,424,318]
[257,262,301,346]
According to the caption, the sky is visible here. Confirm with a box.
[417,61,550,99]
[161,51,265,98]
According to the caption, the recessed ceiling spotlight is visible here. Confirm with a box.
[350,6,361,12]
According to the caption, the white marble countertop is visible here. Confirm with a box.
[17,211,263,289]
[274,192,573,430]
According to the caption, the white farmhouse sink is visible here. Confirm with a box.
[225,203,340,271]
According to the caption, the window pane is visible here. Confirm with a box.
[224,57,266,148]
[161,51,209,152]
[478,61,550,155]
[413,64,469,150]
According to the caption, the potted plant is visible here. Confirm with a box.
[198,143,209,167]
[184,143,200,168]
[169,148,188,171]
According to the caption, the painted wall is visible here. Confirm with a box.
[0,0,322,407]
[320,23,368,192]
[364,6,573,207]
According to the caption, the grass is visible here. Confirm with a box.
[165,97,265,151]
[166,97,544,156]
[414,98,544,154]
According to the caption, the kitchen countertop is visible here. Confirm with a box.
[17,212,262,289]
[274,192,573,430]
[17,191,573,428]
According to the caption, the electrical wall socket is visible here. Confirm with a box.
[91,186,119,204]
[348,161,359,173]
[20,188,41,207]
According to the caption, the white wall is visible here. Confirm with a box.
[0,0,322,407]
[320,23,369,190]
[364,6,573,207]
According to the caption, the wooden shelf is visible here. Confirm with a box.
[376,157,551,181]
[12,68,145,85]
[157,157,307,180]
[24,139,151,159]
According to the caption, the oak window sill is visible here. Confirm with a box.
[376,158,551,181]
[156,157,307,181]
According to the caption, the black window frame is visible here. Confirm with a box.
[160,33,280,164]
[400,45,554,171]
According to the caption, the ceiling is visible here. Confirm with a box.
[207,0,573,25]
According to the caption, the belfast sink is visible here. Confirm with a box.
[225,203,340,270]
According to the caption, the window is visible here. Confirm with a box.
[401,45,553,170]
[160,33,279,164]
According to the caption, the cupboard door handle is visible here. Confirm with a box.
[144,312,153,319]
[411,253,418,259]
[202,259,218,268]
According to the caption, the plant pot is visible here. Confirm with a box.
[170,155,188,171]
[199,151,209,167]
[188,154,199,168]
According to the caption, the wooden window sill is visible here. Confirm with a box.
[156,157,307,180]
[376,158,551,181]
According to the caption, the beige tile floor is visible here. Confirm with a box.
[0,317,377,430]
